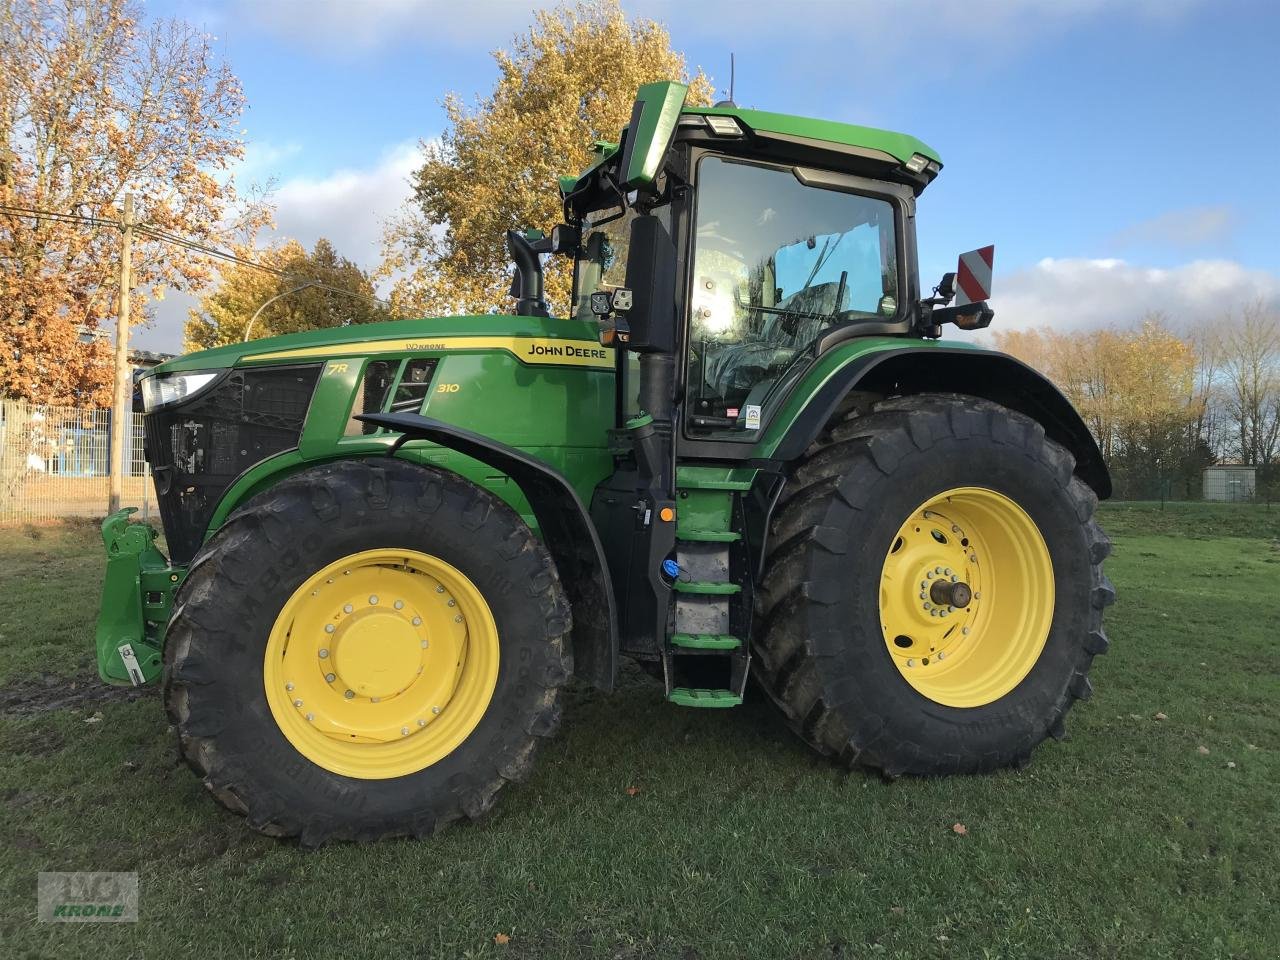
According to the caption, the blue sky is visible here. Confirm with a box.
[138,0,1280,350]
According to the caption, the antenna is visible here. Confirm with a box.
[729,52,736,104]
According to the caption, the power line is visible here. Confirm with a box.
[0,203,392,311]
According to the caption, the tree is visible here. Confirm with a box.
[185,238,387,349]
[1,0,263,405]
[1217,301,1280,467]
[380,0,713,318]
[994,316,1206,498]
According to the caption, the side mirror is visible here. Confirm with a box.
[932,301,994,331]
[621,216,676,353]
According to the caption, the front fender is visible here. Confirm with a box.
[761,344,1111,498]
[359,412,620,692]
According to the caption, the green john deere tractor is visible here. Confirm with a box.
[95,82,1113,844]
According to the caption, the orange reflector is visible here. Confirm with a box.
[659,507,675,522]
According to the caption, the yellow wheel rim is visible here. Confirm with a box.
[878,487,1054,708]
[263,549,499,779]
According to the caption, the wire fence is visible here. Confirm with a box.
[1,397,1275,523]
[0,400,152,524]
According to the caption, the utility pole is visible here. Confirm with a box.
[109,194,134,515]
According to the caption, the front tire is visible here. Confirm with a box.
[163,459,571,844]
[754,394,1113,776]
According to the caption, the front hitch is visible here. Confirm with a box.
[94,509,185,686]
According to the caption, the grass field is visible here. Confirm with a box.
[1,502,1278,959]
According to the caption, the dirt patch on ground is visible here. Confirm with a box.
[0,670,154,715]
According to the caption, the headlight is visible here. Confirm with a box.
[140,370,222,412]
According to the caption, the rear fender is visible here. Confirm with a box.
[769,346,1111,498]
[359,412,620,692]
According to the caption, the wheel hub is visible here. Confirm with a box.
[929,578,972,610]
[332,609,423,700]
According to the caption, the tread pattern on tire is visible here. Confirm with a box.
[162,458,572,845]
[753,392,1113,776]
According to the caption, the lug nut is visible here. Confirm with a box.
[952,525,960,533]
[325,673,335,683]
[937,651,946,660]
[401,727,410,736]
[907,659,916,668]
[344,690,354,699]
[306,712,315,721]
[974,592,982,600]
[454,615,463,623]
[285,682,294,691]
[431,705,441,715]
[325,624,335,634]
[369,595,379,605]
[418,718,427,727]
[412,617,422,626]
[944,568,953,576]
[962,627,971,635]
[919,592,927,600]
[927,571,935,579]
[394,600,404,610]
[935,566,943,574]
[436,585,444,593]
[318,648,329,658]
[447,599,456,607]
[343,603,353,614]
[293,699,302,708]
[923,602,932,610]
[951,575,959,582]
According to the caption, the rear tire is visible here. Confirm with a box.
[753,393,1113,776]
[163,459,571,845]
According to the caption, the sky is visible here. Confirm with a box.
[135,0,1280,352]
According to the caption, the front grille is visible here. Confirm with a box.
[146,364,321,564]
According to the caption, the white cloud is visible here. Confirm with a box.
[1111,205,1237,251]
[232,0,557,53]
[990,257,1280,332]
[136,140,425,353]
[268,140,423,269]
[230,0,1204,60]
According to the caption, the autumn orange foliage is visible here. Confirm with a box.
[1,0,262,405]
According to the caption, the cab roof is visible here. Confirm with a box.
[559,81,942,202]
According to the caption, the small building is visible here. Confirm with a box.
[1202,464,1256,502]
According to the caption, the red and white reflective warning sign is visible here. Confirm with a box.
[954,245,995,306]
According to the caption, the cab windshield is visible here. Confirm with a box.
[688,156,899,426]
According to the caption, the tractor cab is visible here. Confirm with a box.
[537,81,956,447]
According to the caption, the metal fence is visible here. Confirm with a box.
[0,400,152,524]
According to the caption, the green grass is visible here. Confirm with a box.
[2,506,1278,959]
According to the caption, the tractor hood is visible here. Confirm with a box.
[151,314,606,375]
